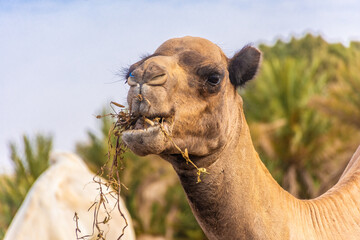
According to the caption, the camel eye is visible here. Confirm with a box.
[207,74,221,86]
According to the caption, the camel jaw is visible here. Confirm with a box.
[121,116,173,156]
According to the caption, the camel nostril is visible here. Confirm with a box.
[147,73,167,86]
[127,76,138,87]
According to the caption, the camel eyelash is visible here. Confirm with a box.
[123,53,164,81]
[196,66,224,79]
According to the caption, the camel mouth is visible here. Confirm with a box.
[121,114,174,156]
[124,114,174,132]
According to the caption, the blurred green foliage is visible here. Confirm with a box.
[243,34,360,198]
[1,34,360,238]
[0,135,52,239]
[242,55,332,198]
[311,46,360,130]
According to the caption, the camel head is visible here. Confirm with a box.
[122,36,261,164]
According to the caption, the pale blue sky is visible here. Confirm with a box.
[1,0,360,172]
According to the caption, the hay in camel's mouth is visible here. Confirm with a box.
[107,102,208,180]
[120,113,174,157]
[75,101,208,240]
[112,104,208,183]
[122,115,174,134]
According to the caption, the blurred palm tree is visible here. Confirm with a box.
[311,51,360,130]
[0,134,52,238]
[242,56,344,198]
[310,49,360,193]
[242,35,360,199]
[259,34,349,83]
[76,109,112,174]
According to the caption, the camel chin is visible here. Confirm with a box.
[122,125,168,156]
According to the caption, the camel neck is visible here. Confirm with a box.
[174,111,299,240]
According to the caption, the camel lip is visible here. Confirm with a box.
[124,114,174,132]
[122,124,162,136]
[124,120,172,132]
[120,113,175,156]
[121,117,173,156]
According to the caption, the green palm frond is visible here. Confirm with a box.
[242,55,338,198]
[243,36,360,198]
[0,134,52,238]
[311,52,360,130]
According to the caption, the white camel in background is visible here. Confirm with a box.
[4,152,135,240]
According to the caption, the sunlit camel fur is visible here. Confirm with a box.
[121,36,360,240]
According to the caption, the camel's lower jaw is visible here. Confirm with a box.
[121,124,169,156]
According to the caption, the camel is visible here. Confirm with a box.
[4,152,135,240]
[121,36,360,240]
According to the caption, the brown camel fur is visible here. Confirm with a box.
[121,36,360,240]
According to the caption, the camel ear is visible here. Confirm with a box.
[228,45,261,86]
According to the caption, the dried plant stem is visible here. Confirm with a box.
[116,170,128,240]
[159,124,209,183]
[74,105,130,240]
[110,133,129,240]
